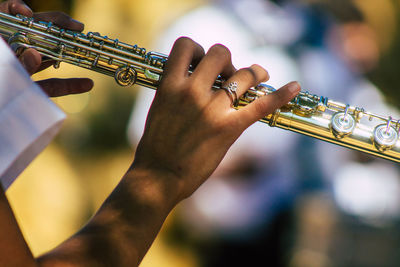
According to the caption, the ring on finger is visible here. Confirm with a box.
[221,81,239,107]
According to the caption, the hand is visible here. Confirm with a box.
[0,0,93,97]
[0,0,32,17]
[132,37,300,201]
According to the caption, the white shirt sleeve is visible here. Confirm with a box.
[0,38,65,190]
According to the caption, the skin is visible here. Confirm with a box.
[2,0,94,96]
[0,0,301,266]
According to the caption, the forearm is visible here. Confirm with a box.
[38,165,181,267]
[0,187,38,267]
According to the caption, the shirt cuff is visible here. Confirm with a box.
[0,84,65,190]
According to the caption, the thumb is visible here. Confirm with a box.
[236,81,301,130]
[19,48,41,75]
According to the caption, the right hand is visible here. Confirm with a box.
[132,37,300,201]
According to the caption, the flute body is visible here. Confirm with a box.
[1,12,399,163]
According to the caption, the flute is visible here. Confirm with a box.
[1,11,399,163]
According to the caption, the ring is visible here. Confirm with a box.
[221,81,239,107]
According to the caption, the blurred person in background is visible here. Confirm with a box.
[128,0,302,265]
[0,0,300,266]
[290,1,400,266]
[128,0,400,266]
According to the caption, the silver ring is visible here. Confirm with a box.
[221,81,239,107]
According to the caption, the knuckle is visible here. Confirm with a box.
[175,36,192,44]
[174,36,194,49]
[237,68,257,83]
[209,44,231,61]
[250,64,269,81]
[173,37,204,55]
[250,64,264,71]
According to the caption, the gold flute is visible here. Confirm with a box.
[1,12,400,163]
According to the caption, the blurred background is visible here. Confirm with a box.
[5,0,400,266]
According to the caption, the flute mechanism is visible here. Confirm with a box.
[1,12,399,163]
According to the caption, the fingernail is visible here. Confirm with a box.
[70,18,84,28]
[23,3,33,14]
[82,79,94,91]
[288,82,300,94]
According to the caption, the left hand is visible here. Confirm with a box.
[0,0,93,97]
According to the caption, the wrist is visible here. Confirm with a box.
[125,162,184,211]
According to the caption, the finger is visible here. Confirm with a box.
[215,64,269,107]
[33,12,84,31]
[234,81,301,130]
[37,78,93,97]
[0,0,33,16]
[190,44,236,91]
[19,48,41,75]
[163,37,205,84]
[20,51,56,74]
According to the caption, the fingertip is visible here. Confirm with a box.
[57,13,84,32]
[82,78,94,91]
[10,2,33,17]
[61,13,84,32]
[75,78,94,93]
[250,64,269,82]
[285,81,301,96]
[68,18,85,32]
[20,48,41,74]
